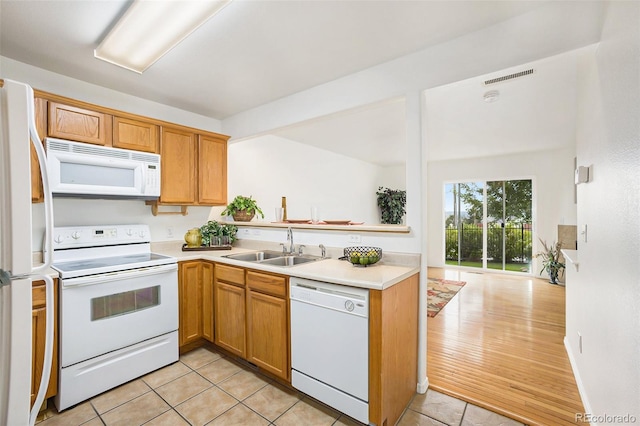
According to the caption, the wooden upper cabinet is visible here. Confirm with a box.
[159,127,197,204]
[198,135,227,205]
[113,116,159,153]
[31,97,47,203]
[48,102,112,146]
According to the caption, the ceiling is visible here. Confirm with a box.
[425,52,579,162]
[1,0,551,120]
[0,1,601,167]
[272,98,406,166]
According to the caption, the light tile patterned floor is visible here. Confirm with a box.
[37,347,523,426]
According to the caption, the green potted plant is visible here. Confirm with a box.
[535,239,565,284]
[199,221,238,246]
[221,195,264,222]
[376,187,406,224]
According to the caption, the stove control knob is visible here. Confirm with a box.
[71,231,81,240]
[138,229,146,238]
[54,235,64,244]
[126,229,134,236]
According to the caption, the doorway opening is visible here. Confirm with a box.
[445,179,532,273]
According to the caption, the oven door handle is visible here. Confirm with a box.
[62,263,178,288]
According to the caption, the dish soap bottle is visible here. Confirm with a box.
[281,196,287,221]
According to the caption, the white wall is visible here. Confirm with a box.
[38,199,213,248]
[226,135,385,224]
[0,57,227,248]
[426,147,577,274]
[218,135,418,253]
[376,164,407,191]
[567,1,640,420]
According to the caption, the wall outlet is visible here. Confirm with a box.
[348,234,362,243]
[166,227,174,239]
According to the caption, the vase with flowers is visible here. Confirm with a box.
[535,239,565,284]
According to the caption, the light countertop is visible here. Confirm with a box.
[152,241,420,291]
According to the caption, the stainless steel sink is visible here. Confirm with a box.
[260,256,318,267]
[223,250,322,267]
[223,250,283,262]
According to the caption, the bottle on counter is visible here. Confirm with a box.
[281,196,287,221]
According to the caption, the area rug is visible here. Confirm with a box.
[427,278,467,318]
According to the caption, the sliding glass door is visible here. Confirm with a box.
[445,179,532,273]
[445,182,484,268]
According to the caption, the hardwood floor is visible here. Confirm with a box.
[426,267,584,426]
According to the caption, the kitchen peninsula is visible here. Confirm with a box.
[153,241,420,426]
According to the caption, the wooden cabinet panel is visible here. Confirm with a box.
[246,290,289,380]
[216,264,245,286]
[198,135,227,205]
[31,280,57,406]
[214,281,246,357]
[113,116,159,153]
[246,270,286,298]
[48,102,112,145]
[160,127,197,204]
[31,98,47,203]
[201,262,215,343]
[179,261,202,347]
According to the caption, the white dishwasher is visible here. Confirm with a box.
[290,277,369,424]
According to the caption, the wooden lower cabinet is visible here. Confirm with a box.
[368,273,419,426]
[31,279,58,407]
[201,263,214,342]
[246,289,289,380]
[214,266,246,357]
[178,261,214,348]
[212,265,290,381]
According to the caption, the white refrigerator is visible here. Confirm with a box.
[0,80,55,425]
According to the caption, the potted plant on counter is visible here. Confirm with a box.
[535,239,565,284]
[376,187,406,224]
[222,195,264,222]
[200,221,238,246]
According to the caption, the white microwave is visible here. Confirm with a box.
[45,138,161,200]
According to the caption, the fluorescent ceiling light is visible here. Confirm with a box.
[95,0,232,73]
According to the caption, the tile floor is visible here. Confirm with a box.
[37,347,524,426]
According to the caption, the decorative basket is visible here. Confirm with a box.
[343,246,382,267]
[232,210,255,222]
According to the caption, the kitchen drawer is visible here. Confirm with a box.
[215,264,245,286]
[247,270,287,298]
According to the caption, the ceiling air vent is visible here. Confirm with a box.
[484,68,534,86]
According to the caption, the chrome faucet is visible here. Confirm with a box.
[319,244,326,259]
[286,227,295,254]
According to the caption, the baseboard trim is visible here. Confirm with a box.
[417,377,429,394]
[564,336,594,424]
